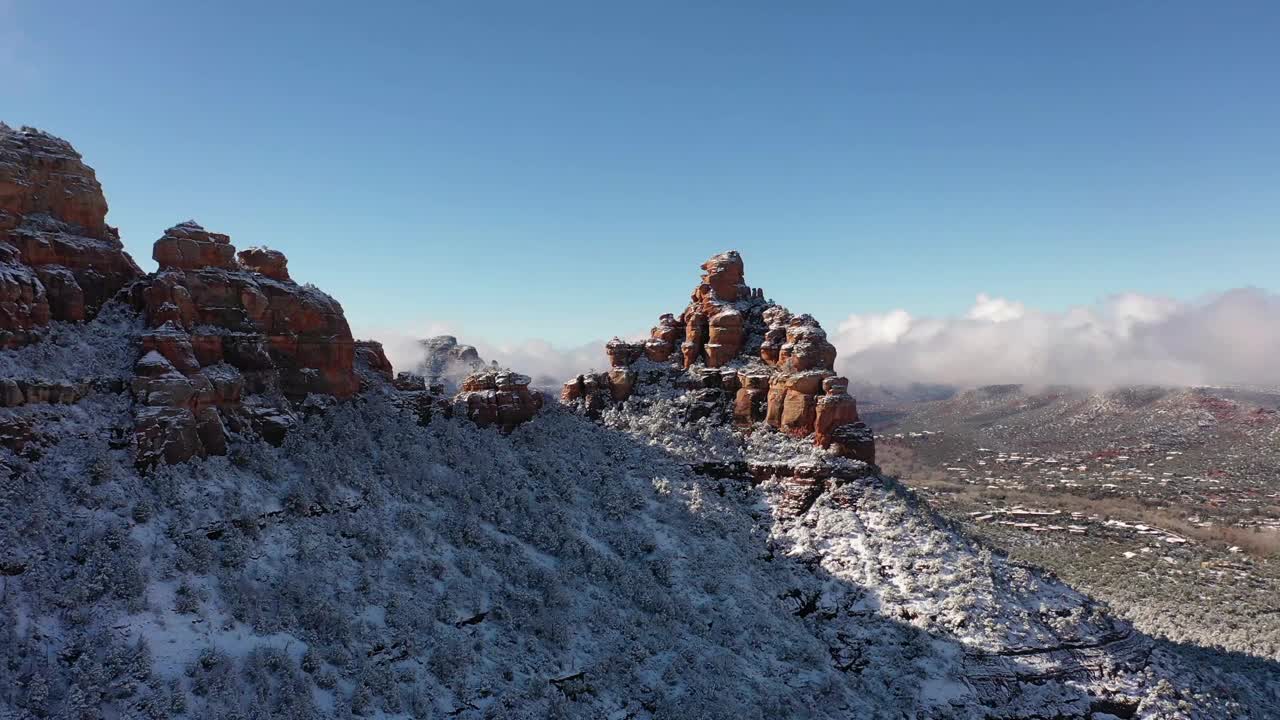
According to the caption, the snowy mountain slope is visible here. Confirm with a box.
[5,309,1277,719]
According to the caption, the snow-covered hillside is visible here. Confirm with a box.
[2,311,1278,719]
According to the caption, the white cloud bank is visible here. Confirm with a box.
[832,288,1280,388]
[357,320,609,390]
[357,287,1280,392]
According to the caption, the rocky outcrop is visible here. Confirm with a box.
[0,124,143,346]
[153,221,237,271]
[0,125,541,463]
[0,378,93,407]
[236,246,290,281]
[132,222,358,400]
[414,335,489,392]
[452,369,543,432]
[127,222,358,465]
[563,251,874,464]
[354,339,394,381]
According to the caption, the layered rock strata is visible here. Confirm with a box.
[126,221,359,464]
[0,124,143,346]
[453,369,544,432]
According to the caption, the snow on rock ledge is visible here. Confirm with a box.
[452,369,544,432]
[563,250,875,465]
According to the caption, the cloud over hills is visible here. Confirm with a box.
[832,288,1280,388]
[359,287,1280,392]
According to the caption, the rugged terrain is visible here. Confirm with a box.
[1,124,1278,718]
[868,383,1280,663]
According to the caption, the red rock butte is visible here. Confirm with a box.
[1,122,549,465]
[0,124,374,465]
[0,123,143,345]
[563,251,875,464]
[127,219,362,465]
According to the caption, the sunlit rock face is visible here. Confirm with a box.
[452,369,544,432]
[0,124,143,346]
[562,250,874,464]
[128,221,359,465]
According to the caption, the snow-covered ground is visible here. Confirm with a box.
[1,320,1278,718]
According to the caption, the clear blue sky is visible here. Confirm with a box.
[4,1,1277,346]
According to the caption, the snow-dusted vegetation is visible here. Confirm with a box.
[3,372,1279,718]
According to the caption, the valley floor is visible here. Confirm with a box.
[871,384,1280,662]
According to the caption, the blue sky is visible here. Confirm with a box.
[4,1,1277,348]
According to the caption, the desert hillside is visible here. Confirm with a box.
[1,124,1277,718]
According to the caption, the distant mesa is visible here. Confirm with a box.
[562,250,875,464]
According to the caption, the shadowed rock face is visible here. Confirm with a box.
[563,251,874,464]
[0,124,143,346]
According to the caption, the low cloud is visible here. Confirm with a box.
[357,287,1279,394]
[831,288,1280,389]
[356,320,609,390]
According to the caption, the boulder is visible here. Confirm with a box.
[607,367,637,401]
[605,337,645,368]
[733,385,769,427]
[140,322,201,374]
[705,307,744,367]
[815,388,860,449]
[700,251,745,301]
[644,337,675,362]
[237,246,290,280]
[152,221,237,271]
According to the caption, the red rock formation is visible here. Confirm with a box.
[564,250,875,463]
[453,369,543,432]
[133,222,358,400]
[0,378,91,407]
[0,124,110,236]
[1,124,541,463]
[0,124,143,346]
[355,340,394,380]
[561,371,614,416]
[127,222,359,464]
[237,247,290,281]
[644,314,682,362]
[605,337,645,367]
[153,221,237,271]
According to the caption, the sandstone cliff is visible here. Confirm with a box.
[0,124,143,347]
